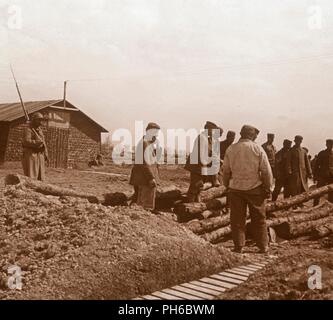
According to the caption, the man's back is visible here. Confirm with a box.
[223,139,273,191]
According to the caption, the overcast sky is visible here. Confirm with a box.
[0,0,332,154]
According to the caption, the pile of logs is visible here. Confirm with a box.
[183,183,333,244]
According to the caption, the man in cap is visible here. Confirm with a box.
[129,122,161,211]
[262,133,277,176]
[286,135,312,197]
[220,131,236,161]
[272,139,292,201]
[185,121,223,202]
[313,139,333,205]
[223,125,273,254]
[22,112,49,181]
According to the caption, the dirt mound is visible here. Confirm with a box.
[0,185,243,300]
[218,241,333,300]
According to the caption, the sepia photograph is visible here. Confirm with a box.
[0,0,332,311]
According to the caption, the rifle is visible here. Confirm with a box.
[10,64,30,122]
[10,65,48,162]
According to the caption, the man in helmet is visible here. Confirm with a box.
[22,112,49,181]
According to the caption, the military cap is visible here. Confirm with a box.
[240,125,260,137]
[326,139,333,144]
[204,121,219,130]
[31,112,44,121]
[295,135,303,141]
[267,133,275,138]
[146,122,161,131]
[283,139,292,145]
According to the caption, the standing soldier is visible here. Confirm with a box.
[272,139,292,201]
[223,125,273,254]
[262,133,277,176]
[185,121,223,202]
[313,139,333,205]
[129,123,161,211]
[286,135,313,197]
[22,112,48,181]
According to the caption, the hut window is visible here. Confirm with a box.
[47,111,70,129]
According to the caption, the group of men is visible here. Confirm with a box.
[128,120,333,254]
[21,113,333,254]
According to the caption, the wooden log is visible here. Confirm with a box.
[267,202,333,228]
[206,197,227,210]
[266,183,333,213]
[156,186,182,200]
[267,201,327,219]
[275,216,333,239]
[200,186,227,203]
[202,226,232,243]
[103,192,132,206]
[201,218,252,244]
[174,202,208,222]
[174,197,227,221]
[188,214,231,235]
[200,210,221,220]
[5,174,100,203]
[313,223,333,238]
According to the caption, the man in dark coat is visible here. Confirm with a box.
[22,112,48,181]
[272,139,292,201]
[262,133,277,176]
[185,121,223,202]
[313,139,333,205]
[129,122,161,211]
[286,135,312,197]
[220,131,236,160]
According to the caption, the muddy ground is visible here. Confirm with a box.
[0,163,332,300]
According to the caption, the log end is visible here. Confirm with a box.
[5,174,21,186]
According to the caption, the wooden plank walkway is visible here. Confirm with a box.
[135,256,276,300]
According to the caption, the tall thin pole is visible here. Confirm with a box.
[63,80,68,108]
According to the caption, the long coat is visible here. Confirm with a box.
[22,125,48,181]
[313,149,333,181]
[274,148,290,181]
[286,146,312,195]
[129,137,159,186]
[185,133,220,176]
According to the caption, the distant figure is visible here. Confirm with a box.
[313,139,333,206]
[185,121,223,202]
[262,133,277,176]
[286,135,312,197]
[88,154,104,167]
[272,139,292,201]
[129,122,161,211]
[22,113,48,181]
[220,131,236,160]
[223,125,273,254]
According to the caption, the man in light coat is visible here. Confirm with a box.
[22,112,48,181]
[223,125,273,254]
